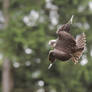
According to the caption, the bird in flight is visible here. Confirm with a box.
[48,15,86,69]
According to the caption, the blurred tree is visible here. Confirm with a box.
[2,0,14,92]
[0,0,92,92]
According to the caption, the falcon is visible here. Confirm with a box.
[48,15,86,69]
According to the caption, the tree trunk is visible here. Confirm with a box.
[2,0,14,92]
[2,59,14,92]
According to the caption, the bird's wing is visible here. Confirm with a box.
[76,32,86,49]
[71,33,86,64]
[55,31,76,53]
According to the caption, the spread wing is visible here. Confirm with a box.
[55,31,76,53]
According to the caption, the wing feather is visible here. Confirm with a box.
[71,33,86,64]
[55,31,76,53]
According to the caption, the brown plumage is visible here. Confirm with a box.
[48,16,86,68]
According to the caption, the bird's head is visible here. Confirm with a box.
[57,15,74,33]
[48,50,56,69]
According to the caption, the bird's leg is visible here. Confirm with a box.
[71,56,78,64]
[71,47,84,64]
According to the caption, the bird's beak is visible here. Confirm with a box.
[67,15,74,24]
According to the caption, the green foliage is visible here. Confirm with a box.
[0,0,92,92]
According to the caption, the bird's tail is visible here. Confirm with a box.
[71,33,86,64]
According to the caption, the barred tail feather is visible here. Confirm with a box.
[72,33,86,64]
